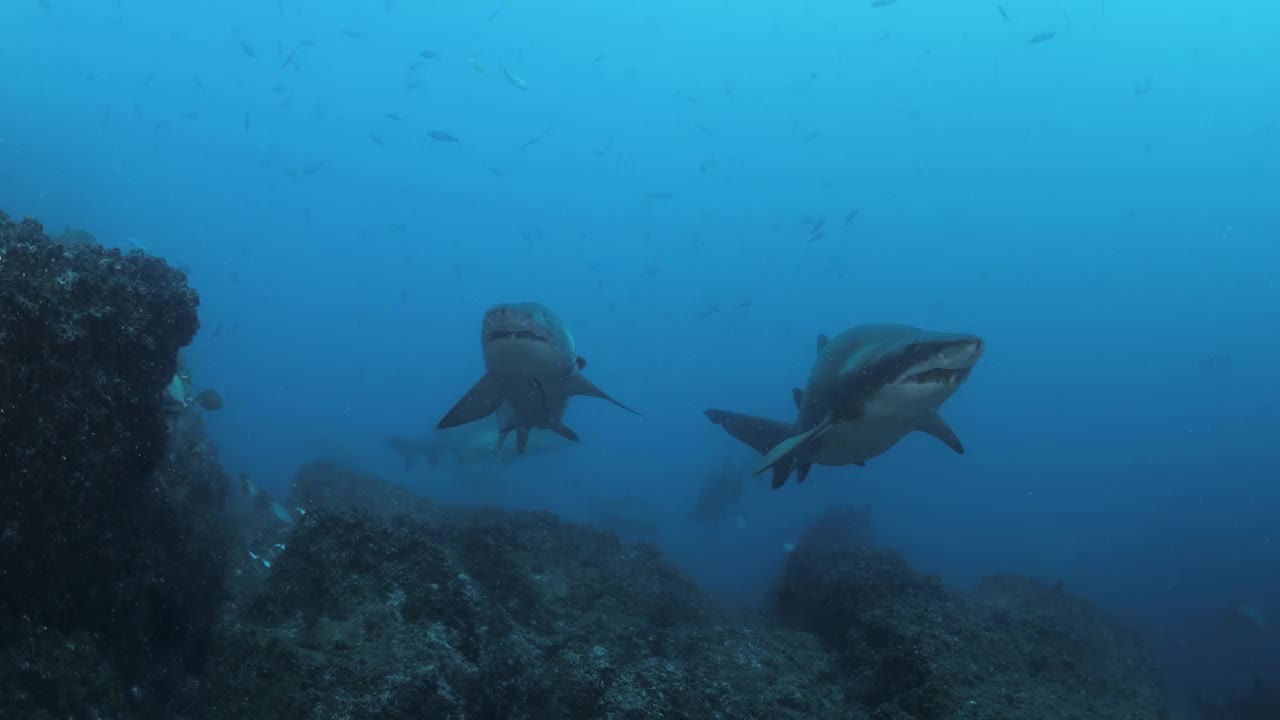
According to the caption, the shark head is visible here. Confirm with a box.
[847,329,984,420]
[481,302,578,377]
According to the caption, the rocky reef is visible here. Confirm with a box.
[0,212,227,718]
[1,208,1176,719]
[179,463,1173,720]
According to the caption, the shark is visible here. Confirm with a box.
[388,404,571,467]
[438,302,640,451]
[705,323,984,489]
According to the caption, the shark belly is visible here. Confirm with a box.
[811,418,914,466]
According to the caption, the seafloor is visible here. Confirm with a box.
[2,210,1182,719]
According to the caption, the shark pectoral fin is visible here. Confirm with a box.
[917,411,964,454]
[817,334,829,355]
[438,374,504,428]
[516,426,530,454]
[751,421,830,476]
[704,410,792,456]
[791,388,804,410]
[567,373,642,416]
[548,422,580,442]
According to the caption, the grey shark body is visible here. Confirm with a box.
[706,323,983,488]
[438,302,639,451]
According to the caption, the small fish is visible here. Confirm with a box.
[808,218,826,235]
[384,112,402,121]
[143,72,156,88]
[407,80,423,90]
[801,130,822,143]
[240,40,257,59]
[844,209,860,225]
[300,39,317,48]
[369,133,385,147]
[870,0,895,6]
[270,84,288,93]
[646,191,673,202]
[303,158,330,175]
[280,47,298,69]
[38,0,53,13]
[466,55,485,73]
[1134,75,1154,96]
[1027,32,1056,45]
[485,165,507,178]
[808,230,826,243]
[196,389,224,411]
[193,75,205,90]
[997,4,1010,22]
[342,29,366,39]
[418,49,438,59]
[499,63,527,90]
[487,6,503,22]
[243,112,251,131]
[427,130,460,144]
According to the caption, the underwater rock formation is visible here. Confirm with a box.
[777,506,1171,719]
[185,462,1176,720]
[0,212,227,718]
[188,460,844,719]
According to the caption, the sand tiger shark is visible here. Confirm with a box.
[438,302,640,451]
[705,323,983,488]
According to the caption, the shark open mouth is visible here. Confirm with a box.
[486,330,550,344]
[903,367,971,385]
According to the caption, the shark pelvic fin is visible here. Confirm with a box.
[792,388,804,410]
[795,462,812,484]
[566,373,641,416]
[516,426,530,453]
[704,409,793,456]
[751,419,831,477]
[770,462,793,490]
[917,411,964,454]
[438,373,504,428]
[816,334,830,355]
[548,422,580,442]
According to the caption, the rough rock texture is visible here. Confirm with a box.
[0,212,227,719]
[777,506,1172,720]
[186,461,846,720]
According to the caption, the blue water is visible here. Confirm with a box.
[3,0,1277,702]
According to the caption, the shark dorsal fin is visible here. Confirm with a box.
[816,334,829,355]
[792,388,804,410]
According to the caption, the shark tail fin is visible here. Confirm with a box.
[567,373,641,417]
[704,409,793,457]
[917,411,964,454]
[438,373,504,429]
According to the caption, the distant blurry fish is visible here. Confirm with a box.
[1134,75,1154,96]
[646,191,673,202]
[499,63,527,90]
[427,130,461,144]
[997,4,1010,22]
[807,218,826,236]
[808,230,826,243]
[485,164,507,178]
[1027,32,1056,44]
[418,49,438,59]
[466,55,485,73]
[801,130,822,143]
[280,46,298,69]
[384,112,402,121]
[243,112,251,131]
[38,0,54,13]
[342,29,367,39]
[487,6,503,22]
[196,389,224,411]
[369,133,386,147]
[844,209,860,225]
[870,0,895,6]
[240,40,257,59]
